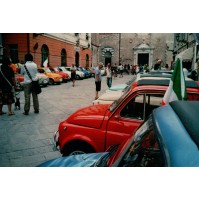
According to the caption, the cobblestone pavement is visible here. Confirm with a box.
[0,74,132,167]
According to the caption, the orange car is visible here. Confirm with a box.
[49,67,70,82]
[37,67,62,85]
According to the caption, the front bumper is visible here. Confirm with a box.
[53,130,60,150]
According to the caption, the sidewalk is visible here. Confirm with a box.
[0,74,132,166]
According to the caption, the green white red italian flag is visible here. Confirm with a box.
[162,58,187,105]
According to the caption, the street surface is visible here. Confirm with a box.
[0,74,132,166]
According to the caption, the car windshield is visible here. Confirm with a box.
[44,68,51,73]
[114,116,165,167]
[95,144,120,167]
[53,68,59,72]
[109,85,132,112]
[59,67,67,72]
[77,67,82,71]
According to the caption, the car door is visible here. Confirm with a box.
[105,92,163,150]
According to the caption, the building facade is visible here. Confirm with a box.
[1,33,92,67]
[173,33,199,70]
[98,33,174,68]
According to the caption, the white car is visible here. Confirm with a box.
[93,89,125,105]
[57,66,71,78]
[65,67,85,80]
[36,73,49,87]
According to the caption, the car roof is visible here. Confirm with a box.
[137,77,199,88]
[153,101,199,166]
[170,101,199,146]
[140,73,172,78]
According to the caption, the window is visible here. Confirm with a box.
[75,33,79,37]
[41,44,49,66]
[118,117,164,167]
[120,94,163,120]
[61,49,67,66]
[86,33,89,40]
[86,54,89,67]
[9,44,18,63]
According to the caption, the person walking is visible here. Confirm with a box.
[70,64,77,87]
[20,53,39,115]
[118,63,124,78]
[94,62,103,99]
[105,63,113,88]
[0,56,17,115]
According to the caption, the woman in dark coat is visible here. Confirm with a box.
[0,56,16,115]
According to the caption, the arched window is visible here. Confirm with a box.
[75,52,79,67]
[61,49,67,66]
[41,44,49,66]
[86,54,89,67]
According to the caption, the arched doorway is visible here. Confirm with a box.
[86,54,89,67]
[101,47,114,66]
[61,49,67,66]
[41,44,49,66]
[75,52,79,67]
[105,51,112,66]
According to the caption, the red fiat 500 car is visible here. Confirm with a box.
[54,77,199,156]
[49,67,70,82]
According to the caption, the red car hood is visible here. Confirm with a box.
[67,104,110,129]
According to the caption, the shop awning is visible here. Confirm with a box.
[175,47,194,62]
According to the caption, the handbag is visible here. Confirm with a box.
[24,65,42,94]
[0,65,16,97]
[32,80,42,94]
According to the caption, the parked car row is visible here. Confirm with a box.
[15,66,94,90]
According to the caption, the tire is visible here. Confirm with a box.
[49,78,54,85]
[75,75,80,80]
[62,141,95,156]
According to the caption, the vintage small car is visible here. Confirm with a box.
[54,77,199,156]
[37,67,62,85]
[49,67,70,82]
[38,101,199,167]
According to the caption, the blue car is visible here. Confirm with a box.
[77,67,92,78]
[38,101,199,167]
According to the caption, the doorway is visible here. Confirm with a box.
[75,52,79,67]
[138,53,149,66]
[104,51,112,66]
[105,57,112,66]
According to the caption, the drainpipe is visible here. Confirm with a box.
[119,33,121,64]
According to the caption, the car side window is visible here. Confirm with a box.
[120,94,163,120]
[120,95,144,120]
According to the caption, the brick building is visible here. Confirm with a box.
[1,33,92,68]
[97,33,174,68]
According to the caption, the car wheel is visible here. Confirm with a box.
[49,78,54,85]
[62,141,95,156]
[75,75,80,80]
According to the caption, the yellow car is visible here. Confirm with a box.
[37,67,63,85]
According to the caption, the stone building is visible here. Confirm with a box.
[1,33,92,68]
[173,33,199,70]
[97,33,174,68]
